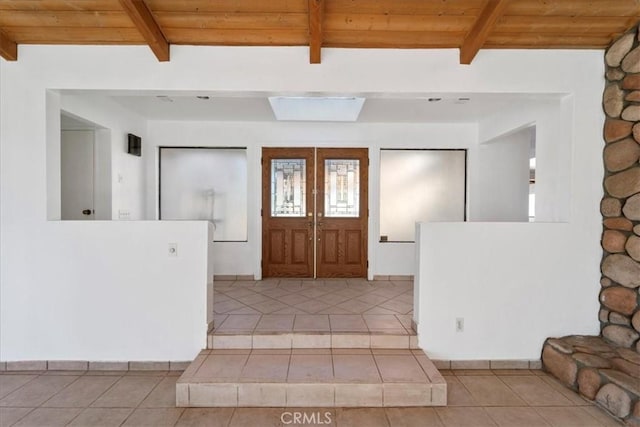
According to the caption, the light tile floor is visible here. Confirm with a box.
[180,348,437,383]
[213,280,415,335]
[0,369,623,426]
[177,349,444,407]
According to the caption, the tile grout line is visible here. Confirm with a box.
[187,382,190,410]
[284,349,292,406]
[5,406,38,426]
[480,407,500,427]
[235,353,252,406]
[135,373,170,409]
[381,407,393,427]
[410,352,433,383]
[370,351,387,407]
[453,373,481,408]
[64,372,130,426]
[0,372,39,403]
[495,371,596,409]
[494,371,538,408]
[168,408,186,427]
[225,407,237,427]
[36,370,85,409]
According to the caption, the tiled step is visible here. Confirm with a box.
[209,332,418,349]
[176,348,446,408]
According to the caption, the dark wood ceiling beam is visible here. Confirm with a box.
[0,30,17,61]
[460,0,510,64]
[308,0,324,63]
[118,0,169,61]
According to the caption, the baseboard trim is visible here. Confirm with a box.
[373,275,414,281]
[1,360,192,372]
[214,275,255,281]
[214,275,413,282]
[432,359,542,370]
[2,358,543,372]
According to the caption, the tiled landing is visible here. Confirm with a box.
[213,279,414,326]
[176,348,446,408]
[211,279,416,349]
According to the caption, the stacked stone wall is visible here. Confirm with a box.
[542,23,640,427]
[542,336,639,424]
[601,23,640,351]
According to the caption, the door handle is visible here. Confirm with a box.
[82,209,92,216]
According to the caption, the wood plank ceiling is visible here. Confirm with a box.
[0,0,638,64]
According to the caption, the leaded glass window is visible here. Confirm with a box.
[271,159,306,217]
[324,159,359,217]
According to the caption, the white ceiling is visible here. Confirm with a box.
[106,92,563,123]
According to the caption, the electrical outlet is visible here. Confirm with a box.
[456,317,464,332]
[168,243,178,257]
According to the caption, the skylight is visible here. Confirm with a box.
[268,96,366,122]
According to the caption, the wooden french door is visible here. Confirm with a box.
[262,148,315,277]
[262,147,368,278]
[316,148,368,277]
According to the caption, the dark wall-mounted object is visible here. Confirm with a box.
[128,133,142,157]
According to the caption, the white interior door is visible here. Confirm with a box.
[61,130,95,220]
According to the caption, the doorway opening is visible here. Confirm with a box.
[60,112,112,220]
[262,147,368,278]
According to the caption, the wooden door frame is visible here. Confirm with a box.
[261,147,369,279]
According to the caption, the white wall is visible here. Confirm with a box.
[59,93,148,221]
[475,98,572,222]
[146,120,477,277]
[1,45,604,361]
[415,222,601,360]
[0,221,211,361]
[471,126,533,221]
[94,129,113,220]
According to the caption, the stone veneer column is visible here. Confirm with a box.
[601,23,640,351]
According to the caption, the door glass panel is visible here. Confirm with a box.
[271,159,306,217]
[325,159,359,217]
